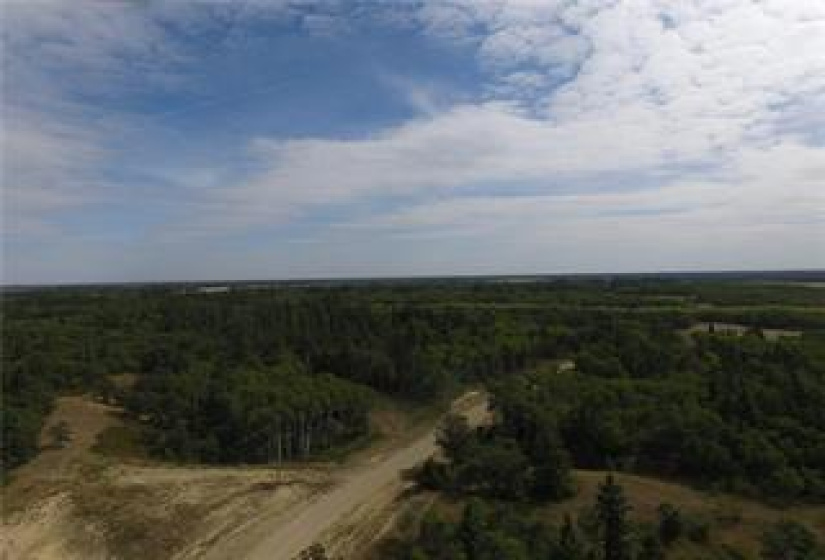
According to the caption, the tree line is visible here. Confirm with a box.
[3,287,557,469]
[128,356,372,462]
[3,280,824,493]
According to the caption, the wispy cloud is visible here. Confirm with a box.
[202,0,825,231]
[3,0,824,283]
[3,0,189,240]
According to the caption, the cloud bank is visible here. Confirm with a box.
[3,0,824,283]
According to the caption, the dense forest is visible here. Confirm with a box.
[486,329,825,501]
[414,324,825,502]
[394,321,825,558]
[3,287,541,468]
[130,358,373,463]
[3,277,825,509]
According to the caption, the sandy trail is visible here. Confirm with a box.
[202,392,489,560]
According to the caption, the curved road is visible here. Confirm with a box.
[203,392,488,560]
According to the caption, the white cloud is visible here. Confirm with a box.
[2,106,109,235]
[317,139,823,275]
[2,0,191,241]
[347,140,825,232]
[3,0,824,281]
[211,0,824,234]
[226,101,669,212]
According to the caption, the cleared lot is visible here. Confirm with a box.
[202,391,489,560]
[2,392,487,560]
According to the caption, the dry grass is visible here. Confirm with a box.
[69,481,202,560]
[3,396,122,515]
[413,470,824,559]
[541,470,825,557]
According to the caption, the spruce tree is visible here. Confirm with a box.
[596,474,631,560]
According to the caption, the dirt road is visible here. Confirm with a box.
[202,392,489,560]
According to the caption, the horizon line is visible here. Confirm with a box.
[3,267,824,290]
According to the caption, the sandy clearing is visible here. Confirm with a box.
[1,396,331,560]
[2,396,120,560]
[2,461,329,560]
[0,492,96,560]
[2,392,488,560]
[201,392,490,560]
[8,396,121,487]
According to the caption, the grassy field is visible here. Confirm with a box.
[552,471,824,557]
[423,470,825,558]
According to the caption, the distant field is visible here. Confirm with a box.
[684,321,802,340]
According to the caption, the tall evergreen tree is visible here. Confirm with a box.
[596,474,632,560]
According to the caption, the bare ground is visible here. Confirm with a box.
[2,391,488,560]
[7,393,820,559]
[200,390,490,560]
[1,396,330,560]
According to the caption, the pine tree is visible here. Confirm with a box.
[459,499,490,560]
[596,474,631,560]
[529,416,573,500]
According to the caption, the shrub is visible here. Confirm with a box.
[657,503,683,546]
[760,520,822,560]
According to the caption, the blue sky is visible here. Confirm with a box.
[3,0,824,284]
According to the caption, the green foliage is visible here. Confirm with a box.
[683,512,711,544]
[130,359,373,463]
[596,474,632,560]
[760,521,824,560]
[419,392,573,502]
[437,414,473,459]
[4,277,824,495]
[637,532,666,560]
[384,497,564,560]
[558,514,585,559]
[384,475,769,560]
[2,287,545,468]
[495,332,825,501]
[656,503,683,546]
